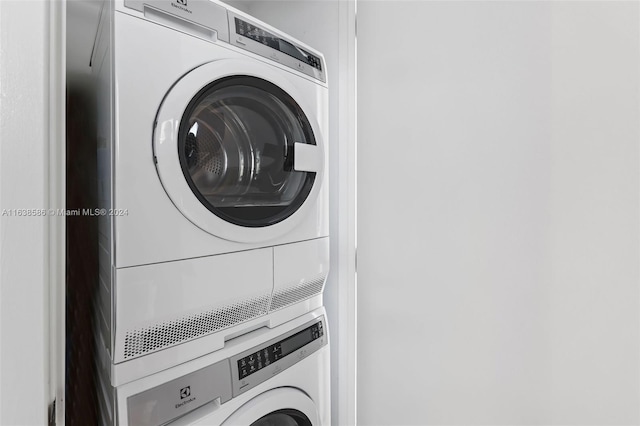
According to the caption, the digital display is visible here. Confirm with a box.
[235,18,322,71]
[237,321,323,380]
[281,328,313,357]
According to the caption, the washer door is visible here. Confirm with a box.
[250,409,312,426]
[154,59,324,243]
[220,388,319,426]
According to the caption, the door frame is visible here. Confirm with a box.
[0,0,65,424]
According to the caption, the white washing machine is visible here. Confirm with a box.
[106,308,330,426]
[91,0,329,387]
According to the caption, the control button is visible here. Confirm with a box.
[236,37,246,46]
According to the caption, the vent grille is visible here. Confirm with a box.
[123,294,270,359]
[269,274,326,312]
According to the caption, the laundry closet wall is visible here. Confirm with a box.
[221,1,356,425]
[0,1,65,424]
[357,2,639,425]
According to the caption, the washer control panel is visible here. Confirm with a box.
[230,317,327,396]
[125,316,327,425]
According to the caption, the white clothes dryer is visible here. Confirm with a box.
[110,308,330,426]
[92,0,329,386]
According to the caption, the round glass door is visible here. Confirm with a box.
[178,76,316,228]
[250,409,312,426]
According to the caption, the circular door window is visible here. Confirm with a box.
[178,76,316,228]
[250,409,312,426]
[219,388,320,425]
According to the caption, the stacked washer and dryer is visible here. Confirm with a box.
[91,1,330,424]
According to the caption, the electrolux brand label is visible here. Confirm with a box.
[175,386,196,409]
[180,386,191,399]
[175,397,196,409]
[170,0,192,14]
[128,360,231,426]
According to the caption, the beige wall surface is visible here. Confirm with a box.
[357,2,639,425]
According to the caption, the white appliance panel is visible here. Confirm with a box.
[114,248,273,363]
[272,237,330,311]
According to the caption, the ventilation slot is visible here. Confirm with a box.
[123,294,270,360]
[269,274,326,312]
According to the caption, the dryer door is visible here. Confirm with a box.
[154,59,325,243]
[218,388,319,426]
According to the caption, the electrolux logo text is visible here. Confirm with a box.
[171,0,192,14]
[176,386,196,409]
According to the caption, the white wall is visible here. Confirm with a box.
[221,2,357,424]
[0,1,65,424]
[357,1,639,425]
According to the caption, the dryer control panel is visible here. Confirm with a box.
[234,18,322,71]
[121,2,326,83]
[228,12,327,83]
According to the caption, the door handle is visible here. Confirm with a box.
[293,142,322,173]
